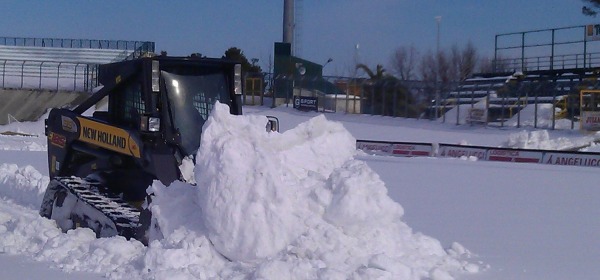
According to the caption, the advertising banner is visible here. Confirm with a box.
[581,111,600,131]
[356,141,391,156]
[466,108,487,124]
[358,139,600,169]
[543,152,600,167]
[486,149,543,163]
[293,96,318,112]
[390,143,432,157]
[438,144,487,160]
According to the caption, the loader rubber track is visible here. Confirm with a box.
[41,176,142,240]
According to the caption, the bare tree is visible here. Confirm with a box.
[450,45,461,82]
[459,42,477,81]
[436,50,452,92]
[390,45,418,80]
[419,51,437,84]
[477,56,494,73]
[490,54,514,73]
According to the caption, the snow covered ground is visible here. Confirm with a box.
[0,103,599,279]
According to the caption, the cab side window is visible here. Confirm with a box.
[111,82,144,127]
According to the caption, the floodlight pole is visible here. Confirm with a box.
[436,16,441,54]
[435,16,442,119]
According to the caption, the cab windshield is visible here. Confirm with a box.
[162,70,231,155]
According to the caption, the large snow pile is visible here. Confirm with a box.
[505,103,574,129]
[147,103,476,279]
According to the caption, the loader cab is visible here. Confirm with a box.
[99,56,244,157]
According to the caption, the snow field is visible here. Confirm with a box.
[0,103,476,279]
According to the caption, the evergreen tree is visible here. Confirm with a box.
[222,47,262,74]
[356,64,419,117]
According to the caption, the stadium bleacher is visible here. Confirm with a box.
[0,45,130,64]
[0,37,154,92]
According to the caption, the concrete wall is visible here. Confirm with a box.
[0,89,89,125]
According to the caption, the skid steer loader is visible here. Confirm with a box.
[39,55,278,243]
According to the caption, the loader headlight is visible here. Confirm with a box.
[141,116,161,132]
[234,64,242,95]
[148,117,161,132]
[152,60,160,92]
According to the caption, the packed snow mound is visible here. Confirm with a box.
[0,135,46,151]
[504,130,594,150]
[149,102,475,279]
[0,164,49,208]
[505,103,573,129]
[0,112,47,151]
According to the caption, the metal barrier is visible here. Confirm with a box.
[0,60,97,92]
[249,73,427,118]
[0,37,155,92]
[493,52,600,72]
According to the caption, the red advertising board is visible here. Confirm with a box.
[486,149,543,163]
[391,143,432,157]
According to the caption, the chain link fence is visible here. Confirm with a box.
[244,73,430,118]
[243,73,586,130]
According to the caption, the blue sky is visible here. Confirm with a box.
[0,0,595,76]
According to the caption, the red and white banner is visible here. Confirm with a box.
[356,141,391,156]
[357,140,600,169]
[581,111,600,131]
[486,149,544,163]
[391,143,432,157]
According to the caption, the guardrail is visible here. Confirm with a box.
[357,139,600,168]
[0,59,97,91]
[493,52,600,72]
[0,37,155,92]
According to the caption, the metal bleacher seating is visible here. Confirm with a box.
[0,37,154,92]
[0,45,130,65]
[437,70,600,123]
